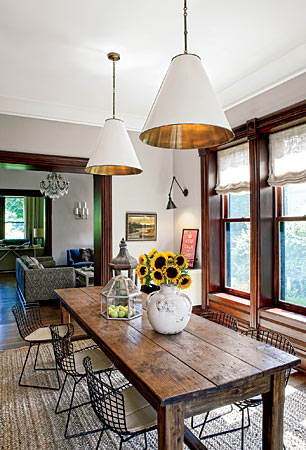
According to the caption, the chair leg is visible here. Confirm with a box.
[33,343,40,369]
[19,343,60,390]
[55,373,68,414]
[144,431,148,449]
[198,411,210,439]
[96,429,104,450]
[119,437,124,450]
[64,378,104,440]
[241,409,245,450]
[56,375,90,415]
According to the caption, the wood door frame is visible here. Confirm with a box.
[0,152,112,282]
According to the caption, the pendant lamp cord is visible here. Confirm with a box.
[112,59,116,119]
[184,0,188,54]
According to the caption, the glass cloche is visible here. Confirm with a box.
[100,274,142,320]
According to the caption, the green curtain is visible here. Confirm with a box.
[24,197,45,240]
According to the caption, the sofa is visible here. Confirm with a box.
[67,248,94,268]
[16,256,76,303]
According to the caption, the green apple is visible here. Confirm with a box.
[118,310,126,318]
[109,310,119,318]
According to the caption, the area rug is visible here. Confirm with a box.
[1,341,306,450]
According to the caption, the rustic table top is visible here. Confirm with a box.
[55,286,300,409]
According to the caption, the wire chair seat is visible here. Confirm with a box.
[83,356,157,449]
[24,325,69,342]
[12,302,70,390]
[61,344,113,376]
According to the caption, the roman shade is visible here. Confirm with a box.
[215,142,250,195]
[268,123,306,186]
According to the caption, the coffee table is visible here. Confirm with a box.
[74,268,94,287]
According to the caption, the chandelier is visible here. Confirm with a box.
[40,172,69,199]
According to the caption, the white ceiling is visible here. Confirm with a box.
[0,0,306,131]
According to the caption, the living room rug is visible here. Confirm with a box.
[1,341,306,450]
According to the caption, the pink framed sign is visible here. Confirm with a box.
[180,229,199,269]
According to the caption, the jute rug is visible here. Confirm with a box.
[1,340,306,450]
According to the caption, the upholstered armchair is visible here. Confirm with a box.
[66,248,94,268]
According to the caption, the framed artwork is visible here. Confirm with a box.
[180,229,199,269]
[126,213,157,241]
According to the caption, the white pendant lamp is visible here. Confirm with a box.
[139,1,234,150]
[85,53,142,175]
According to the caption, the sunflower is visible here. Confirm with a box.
[166,251,175,260]
[151,252,167,270]
[164,265,180,283]
[174,254,187,269]
[138,254,147,265]
[136,264,148,278]
[151,269,164,285]
[148,248,157,258]
[178,275,192,290]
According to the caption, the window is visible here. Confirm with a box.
[4,197,25,239]
[216,142,251,298]
[276,184,306,311]
[223,193,250,296]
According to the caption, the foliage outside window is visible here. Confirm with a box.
[5,197,25,239]
[277,184,306,310]
[224,193,250,296]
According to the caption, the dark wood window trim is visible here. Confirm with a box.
[199,99,306,325]
[274,187,306,315]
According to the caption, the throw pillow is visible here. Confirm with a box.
[30,257,44,269]
[86,248,94,261]
[79,248,89,262]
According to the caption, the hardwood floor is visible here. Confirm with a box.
[0,272,85,351]
[0,272,305,394]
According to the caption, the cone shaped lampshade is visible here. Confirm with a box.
[140,53,234,150]
[85,118,143,175]
[166,197,177,210]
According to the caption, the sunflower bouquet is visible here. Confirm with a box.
[136,248,192,290]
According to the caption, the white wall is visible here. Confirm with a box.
[112,131,174,259]
[172,150,201,268]
[0,168,94,265]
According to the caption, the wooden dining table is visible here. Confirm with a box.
[55,286,300,450]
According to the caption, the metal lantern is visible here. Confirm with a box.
[100,274,142,320]
[109,238,138,283]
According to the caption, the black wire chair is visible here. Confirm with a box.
[50,323,116,440]
[83,356,157,450]
[12,302,71,390]
[191,311,238,432]
[198,328,295,449]
[200,311,239,331]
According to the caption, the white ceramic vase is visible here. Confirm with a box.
[146,284,192,334]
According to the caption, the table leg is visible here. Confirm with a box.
[262,371,286,450]
[158,402,184,450]
[60,303,71,324]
